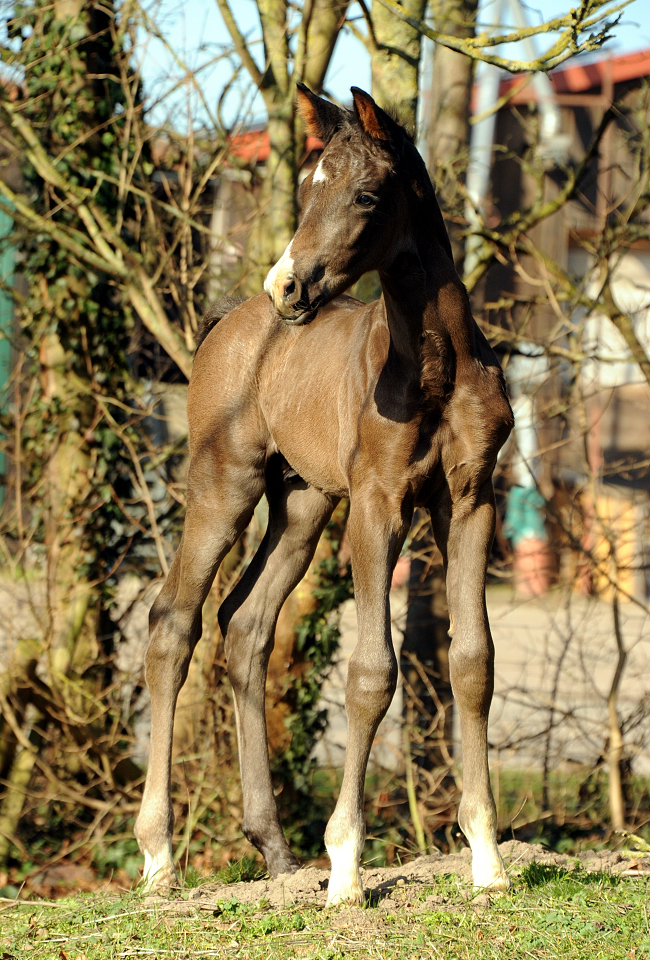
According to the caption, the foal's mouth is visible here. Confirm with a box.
[277,295,322,326]
[281,307,317,326]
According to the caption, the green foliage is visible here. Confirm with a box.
[1,866,649,959]
[521,862,619,891]
[91,833,141,881]
[277,550,354,790]
[211,896,248,916]
[2,0,174,585]
[0,0,196,875]
[180,865,210,888]
[211,899,307,935]
[492,767,650,855]
[216,855,266,884]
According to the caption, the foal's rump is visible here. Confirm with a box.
[195,294,246,349]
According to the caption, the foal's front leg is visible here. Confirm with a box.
[325,493,408,905]
[431,480,509,891]
[134,471,262,891]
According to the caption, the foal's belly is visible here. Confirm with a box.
[264,391,349,497]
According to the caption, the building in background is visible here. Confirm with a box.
[481,49,650,600]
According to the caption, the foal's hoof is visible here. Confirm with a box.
[326,886,365,908]
[326,873,364,907]
[472,871,511,893]
[139,852,178,894]
[268,851,300,879]
[469,839,510,893]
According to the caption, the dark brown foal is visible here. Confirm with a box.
[134,85,514,904]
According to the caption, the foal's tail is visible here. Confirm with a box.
[195,295,245,350]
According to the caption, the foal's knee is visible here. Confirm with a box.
[145,598,198,689]
[449,639,491,675]
[345,652,397,724]
[449,641,493,710]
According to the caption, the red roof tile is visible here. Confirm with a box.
[500,47,650,104]
[229,128,323,164]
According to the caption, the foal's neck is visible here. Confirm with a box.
[379,220,475,398]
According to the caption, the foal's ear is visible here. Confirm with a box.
[351,87,404,145]
[296,83,344,143]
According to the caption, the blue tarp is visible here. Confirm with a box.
[503,484,547,548]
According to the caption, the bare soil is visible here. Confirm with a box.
[157,841,650,916]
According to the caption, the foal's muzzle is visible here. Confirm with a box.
[264,245,323,325]
[277,275,319,325]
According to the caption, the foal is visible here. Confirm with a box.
[134,85,513,905]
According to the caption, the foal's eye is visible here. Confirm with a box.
[356,193,376,207]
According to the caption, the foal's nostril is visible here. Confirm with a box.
[281,276,303,309]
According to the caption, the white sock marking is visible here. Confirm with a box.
[141,841,176,890]
[463,810,510,891]
[326,830,365,906]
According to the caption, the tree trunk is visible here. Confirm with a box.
[0,637,42,869]
[40,333,97,682]
[245,1,350,289]
[302,1,350,94]
[371,0,427,126]
[608,589,627,832]
[426,0,478,266]
[243,0,295,289]
[247,95,297,291]
[294,1,350,169]
[0,0,121,864]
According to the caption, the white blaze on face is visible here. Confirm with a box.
[264,238,294,309]
[312,159,328,183]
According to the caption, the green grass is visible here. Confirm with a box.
[1,867,648,958]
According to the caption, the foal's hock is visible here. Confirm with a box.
[134,84,514,905]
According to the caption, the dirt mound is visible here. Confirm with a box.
[178,841,650,913]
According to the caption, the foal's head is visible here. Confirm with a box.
[264,85,452,325]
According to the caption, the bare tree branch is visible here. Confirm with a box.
[376,0,630,73]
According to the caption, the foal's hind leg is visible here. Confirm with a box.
[430,480,509,891]
[218,472,336,877]
[134,471,263,890]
